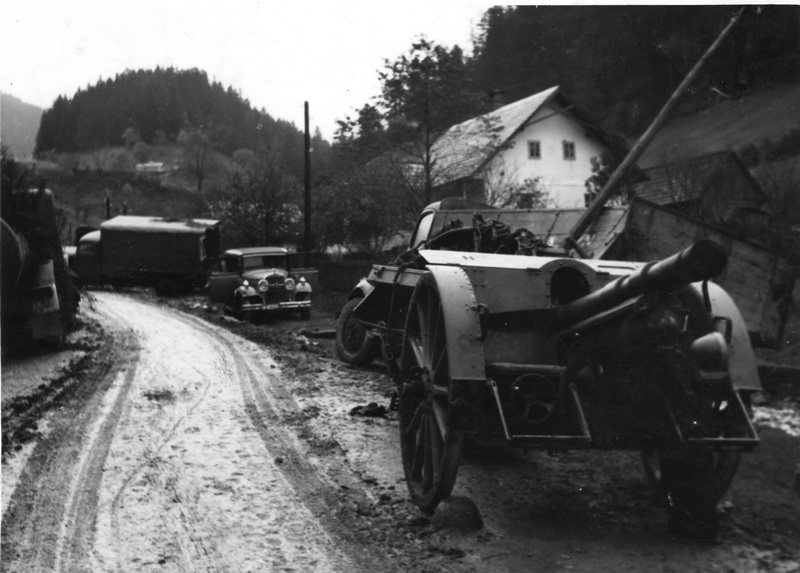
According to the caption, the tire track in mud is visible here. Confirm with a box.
[5,294,406,572]
[1,304,140,572]
[92,296,244,572]
[89,294,385,572]
[98,305,221,573]
[170,310,399,572]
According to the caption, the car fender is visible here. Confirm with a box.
[237,284,258,298]
[349,277,374,300]
[423,265,487,383]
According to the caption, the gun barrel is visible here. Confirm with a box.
[556,240,727,329]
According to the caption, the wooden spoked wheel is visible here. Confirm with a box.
[641,445,740,539]
[398,274,463,513]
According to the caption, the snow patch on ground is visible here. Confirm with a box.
[753,405,800,437]
[1,418,51,516]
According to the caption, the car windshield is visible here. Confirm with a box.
[242,255,286,271]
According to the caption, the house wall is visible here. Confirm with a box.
[484,104,609,208]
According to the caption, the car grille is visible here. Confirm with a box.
[262,289,287,305]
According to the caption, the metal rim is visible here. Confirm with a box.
[399,274,462,513]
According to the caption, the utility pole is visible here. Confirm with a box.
[304,101,312,265]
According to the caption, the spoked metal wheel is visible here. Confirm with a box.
[641,445,740,539]
[335,297,378,365]
[642,447,741,500]
[398,274,463,513]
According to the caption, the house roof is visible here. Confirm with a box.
[431,86,560,186]
[630,151,767,206]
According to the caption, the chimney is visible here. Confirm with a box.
[487,89,507,111]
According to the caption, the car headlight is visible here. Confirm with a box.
[242,279,249,287]
[285,278,296,291]
[258,279,269,292]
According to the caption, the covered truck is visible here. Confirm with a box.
[73,216,220,296]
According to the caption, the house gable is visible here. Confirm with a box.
[486,101,610,208]
[431,86,615,209]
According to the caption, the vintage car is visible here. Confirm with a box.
[207,247,312,320]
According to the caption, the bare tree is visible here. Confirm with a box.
[178,128,215,195]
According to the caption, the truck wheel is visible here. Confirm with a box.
[398,274,463,513]
[300,307,311,320]
[643,445,733,539]
[335,298,378,365]
[155,279,179,298]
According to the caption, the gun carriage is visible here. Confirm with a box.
[345,209,760,539]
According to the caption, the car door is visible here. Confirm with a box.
[207,255,240,303]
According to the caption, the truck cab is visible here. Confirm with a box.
[73,230,102,284]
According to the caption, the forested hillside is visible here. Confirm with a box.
[35,67,329,182]
[469,5,800,135]
[1,93,43,160]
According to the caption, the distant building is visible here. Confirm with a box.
[135,161,168,175]
[430,86,624,208]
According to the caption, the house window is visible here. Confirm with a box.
[563,141,576,160]
[528,140,541,159]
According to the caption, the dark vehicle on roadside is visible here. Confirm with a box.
[72,216,220,296]
[2,187,78,347]
[207,247,312,321]
[336,197,759,540]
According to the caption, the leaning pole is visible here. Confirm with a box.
[565,7,746,256]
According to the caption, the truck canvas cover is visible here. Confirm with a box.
[99,216,220,278]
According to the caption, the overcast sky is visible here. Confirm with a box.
[1,0,491,141]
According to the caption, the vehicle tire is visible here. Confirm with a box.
[398,273,463,513]
[335,297,379,366]
[300,307,311,320]
[642,445,735,540]
[155,279,179,298]
[233,294,244,320]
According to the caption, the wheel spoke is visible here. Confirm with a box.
[408,336,425,369]
[404,402,424,438]
[422,416,435,489]
[431,399,448,444]
[431,344,448,393]
[428,411,443,482]
[410,415,426,479]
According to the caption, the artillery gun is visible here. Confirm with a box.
[339,203,759,539]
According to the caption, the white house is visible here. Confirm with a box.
[431,86,620,209]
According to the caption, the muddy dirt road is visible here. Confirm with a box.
[2,291,799,572]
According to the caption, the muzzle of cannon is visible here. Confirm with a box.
[555,239,728,329]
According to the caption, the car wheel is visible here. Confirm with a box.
[335,297,379,366]
[233,294,244,320]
